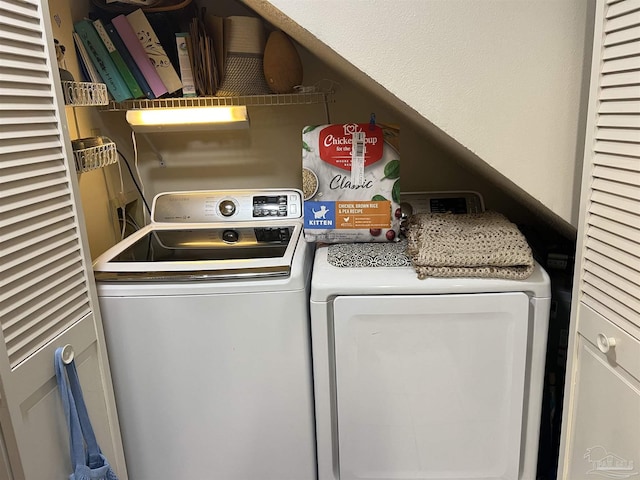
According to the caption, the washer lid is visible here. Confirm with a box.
[93,223,303,281]
[93,189,305,282]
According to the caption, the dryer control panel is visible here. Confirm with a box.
[401,191,485,217]
[152,189,303,223]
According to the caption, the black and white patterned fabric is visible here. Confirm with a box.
[327,241,412,268]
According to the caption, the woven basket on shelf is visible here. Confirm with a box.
[216,16,271,96]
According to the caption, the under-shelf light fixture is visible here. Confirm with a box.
[126,105,249,132]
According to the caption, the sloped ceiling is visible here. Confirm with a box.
[243,0,594,233]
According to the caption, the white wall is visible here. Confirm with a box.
[257,0,593,227]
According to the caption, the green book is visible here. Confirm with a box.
[93,18,144,99]
[74,19,133,102]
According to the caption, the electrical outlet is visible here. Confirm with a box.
[109,190,137,210]
[110,190,141,241]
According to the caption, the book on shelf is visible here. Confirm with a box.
[175,33,196,97]
[72,32,102,84]
[188,17,219,96]
[93,18,145,99]
[203,14,225,83]
[73,19,133,102]
[104,22,156,99]
[112,14,168,98]
[127,8,182,95]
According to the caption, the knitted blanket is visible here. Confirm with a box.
[405,211,534,280]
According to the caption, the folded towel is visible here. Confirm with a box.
[405,211,534,280]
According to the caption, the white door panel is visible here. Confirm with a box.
[564,306,640,479]
[333,293,530,480]
[7,327,109,480]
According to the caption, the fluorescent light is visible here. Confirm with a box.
[126,106,249,132]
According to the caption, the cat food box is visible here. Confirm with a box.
[302,123,400,243]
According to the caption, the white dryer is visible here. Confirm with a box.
[310,196,551,480]
[93,189,316,480]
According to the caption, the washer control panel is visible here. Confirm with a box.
[253,195,290,218]
[152,189,303,223]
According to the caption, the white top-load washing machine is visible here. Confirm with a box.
[310,193,551,480]
[93,189,316,480]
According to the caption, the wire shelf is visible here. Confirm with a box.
[62,81,109,106]
[101,92,333,111]
[73,139,118,173]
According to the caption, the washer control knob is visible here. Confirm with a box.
[597,333,616,354]
[222,229,239,243]
[219,200,236,217]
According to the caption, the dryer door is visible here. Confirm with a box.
[333,292,529,480]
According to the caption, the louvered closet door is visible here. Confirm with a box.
[586,0,640,331]
[0,1,126,479]
[559,0,640,477]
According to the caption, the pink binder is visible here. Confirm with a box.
[112,14,168,98]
